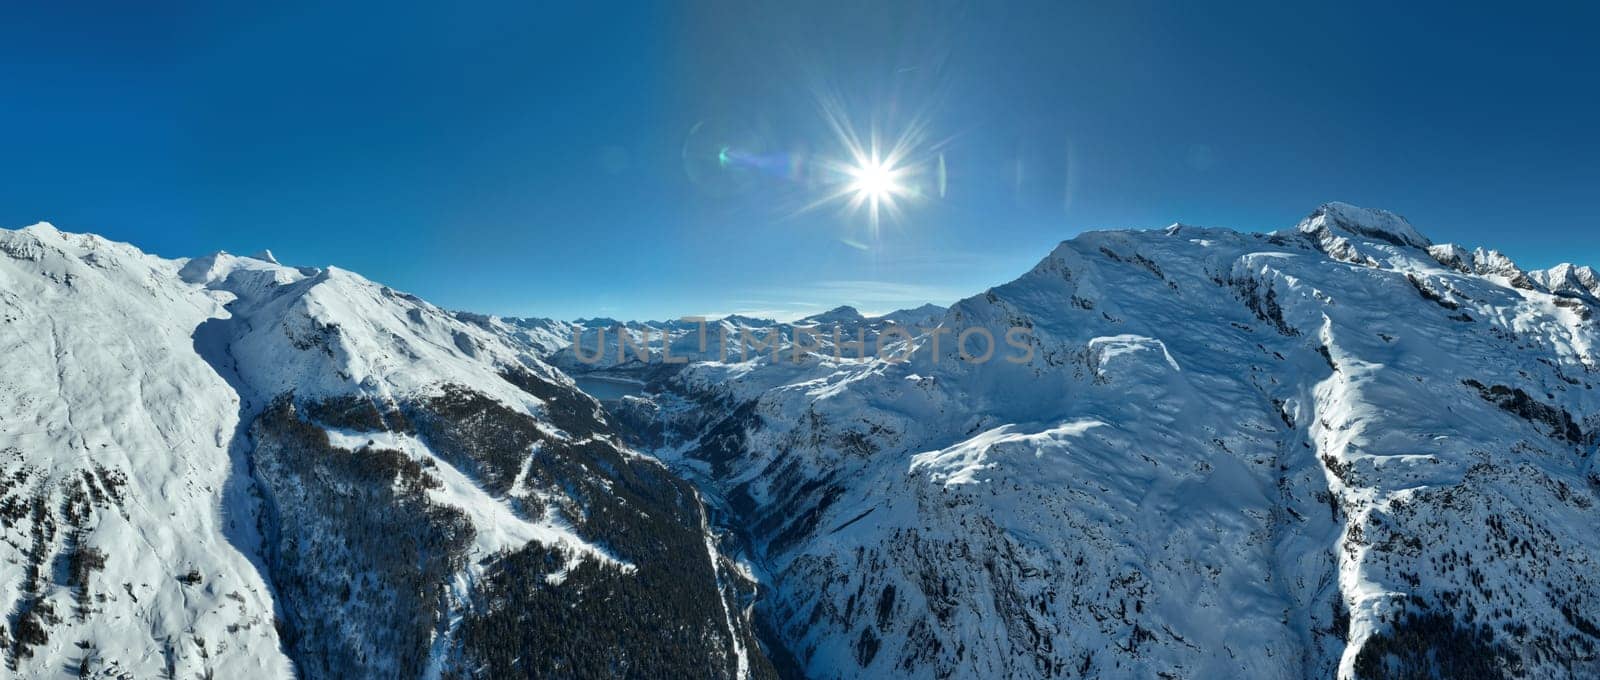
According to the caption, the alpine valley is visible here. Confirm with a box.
[2,203,1598,679]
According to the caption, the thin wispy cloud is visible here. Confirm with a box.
[738,279,972,320]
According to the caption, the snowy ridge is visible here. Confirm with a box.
[612,205,1600,679]
[1298,202,1432,250]
[0,223,773,678]
[179,250,562,411]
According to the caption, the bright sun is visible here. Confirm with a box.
[842,153,910,232]
[848,157,903,202]
[803,104,934,235]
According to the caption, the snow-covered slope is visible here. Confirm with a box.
[0,224,774,678]
[7,202,1598,680]
[614,203,1600,679]
[0,224,291,678]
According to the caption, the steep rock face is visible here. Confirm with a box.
[0,224,774,679]
[619,206,1600,679]
[1299,202,1432,250]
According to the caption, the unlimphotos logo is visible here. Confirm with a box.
[572,318,1035,365]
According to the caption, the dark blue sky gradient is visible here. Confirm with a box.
[2,2,1596,319]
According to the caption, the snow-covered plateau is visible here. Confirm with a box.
[3,202,1599,679]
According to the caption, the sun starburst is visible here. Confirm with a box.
[844,150,910,229]
[803,94,940,237]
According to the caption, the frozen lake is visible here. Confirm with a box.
[572,375,647,402]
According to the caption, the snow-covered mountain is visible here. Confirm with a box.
[5,202,1599,680]
[578,203,1600,679]
[0,223,774,678]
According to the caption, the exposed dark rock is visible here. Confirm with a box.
[1407,274,1461,311]
[1462,380,1587,445]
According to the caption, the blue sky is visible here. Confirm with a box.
[2,2,1596,320]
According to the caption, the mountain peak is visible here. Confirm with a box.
[1298,201,1432,248]
[802,305,865,324]
[874,303,946,327]
[1534,262,1600,298]
[721,313,777,327]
